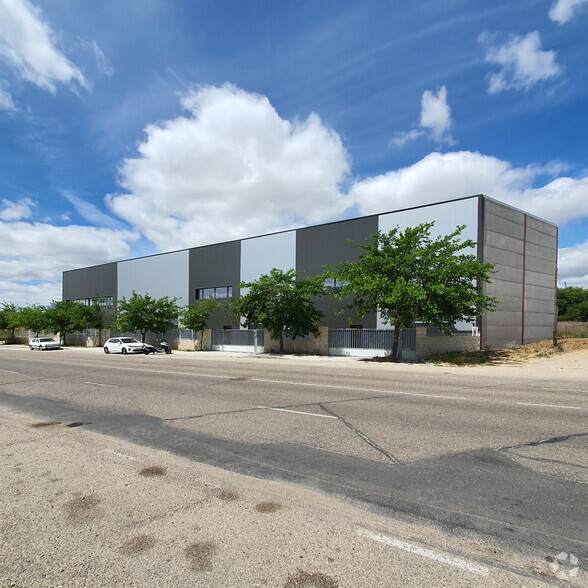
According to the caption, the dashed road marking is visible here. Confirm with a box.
[0,369,19,373]
[517,402,583,410]
[84,382,119,388]
[357,529,490,576]
[258,406,338,419]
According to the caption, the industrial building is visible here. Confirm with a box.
[62,194,558,353]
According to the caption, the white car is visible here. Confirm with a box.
[29,337,61,351]
[103,337,146,354]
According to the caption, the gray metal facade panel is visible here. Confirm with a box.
[296,216,379,276]
[62,263,117,302]
[188,240,241,306]
[296,216,379,329]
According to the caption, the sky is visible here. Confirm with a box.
[1,0,588,306]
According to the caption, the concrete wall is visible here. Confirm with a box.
[481,199,556,348]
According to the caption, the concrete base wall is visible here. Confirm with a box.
[415,327,480,360]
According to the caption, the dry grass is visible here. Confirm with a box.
[429,338,588,366]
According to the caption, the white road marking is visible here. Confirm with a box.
[84,381,119,388]
[253,378,467,400]
[357,529,490,576]
[0,369,19,373]
[517,402,583,410]
[257,406,337,419]
[102,449,138,461]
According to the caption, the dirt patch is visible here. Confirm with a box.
[283,570,338,588]
[430,337,588,366]
[255,501,282,513]
[184,541,217,572]
[29,421,61,428]
[212,488,240,502]
[139,466,167,477]
[119,534,157,556]
[63,495,102,525]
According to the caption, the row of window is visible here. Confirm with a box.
[195,286,233,300]
[69,297,113,306]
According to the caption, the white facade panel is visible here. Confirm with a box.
[118,250,189,304]
[378,198,479,243]
[240,231,297,283]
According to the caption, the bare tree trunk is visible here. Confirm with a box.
[391,327,400,361]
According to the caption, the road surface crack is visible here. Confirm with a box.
[318,403,399,464]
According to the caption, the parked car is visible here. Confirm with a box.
[29,337,61,351]
[103,337,146,354]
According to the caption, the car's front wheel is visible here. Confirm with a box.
[104,347,110,354]
[29,345,33,350]
[122,348,128,355]
[40,346,44,351]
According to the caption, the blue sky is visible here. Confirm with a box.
[1,0,588,305]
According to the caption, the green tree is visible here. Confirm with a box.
[231,268,325,353]
[44,300,104,345]
[0,302,20,343]
[113,291,181,342]
[324,223,498,360]
[557,287,588,321]
[181,298,222,350]
[18,304,48,337]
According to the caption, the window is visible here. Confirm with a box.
[69,296,113,306]
[195,286,233,300]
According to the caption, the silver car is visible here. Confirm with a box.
[29,337,61,351]
[103,337,146,354]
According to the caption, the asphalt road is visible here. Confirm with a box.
[1,346,587,575]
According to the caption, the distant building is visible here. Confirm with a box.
[63,194,557,350]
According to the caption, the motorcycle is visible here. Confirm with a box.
[143,339,172,354]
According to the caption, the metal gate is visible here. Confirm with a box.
[328,328,416,360]
[211,329,264,353]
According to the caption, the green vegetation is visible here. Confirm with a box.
[231,268,325,353]
[112,291,182,342]
[181,298,222,349]
[0,302,19,343]
[557,286,588,322]
[324,223,498,360]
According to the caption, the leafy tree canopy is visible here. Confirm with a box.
[17,304,48,337]
[557,286,588,322]
[324,223,498,360]
[231,268,325,352]
[0,302,20,343]
[44,299,104,344]
[181,298,222,349]
[113,291,181,342]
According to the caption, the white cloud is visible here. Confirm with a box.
[0,0,89,93]
[349,150,588,227]
[62,190,125,229]
[558,239,588,287]
[390,129,424,148]
[0,86,16,110]
[107,83,352,250]
[0,197,35,221]
[420,86,454,143]
[0,219,138,305]
[391,85,454,147]
[479,31,561,94]
[81,39,113,77]
[549,0,588,23]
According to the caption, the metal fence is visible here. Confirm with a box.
[211,329,264,353]
[328,328,416,360]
